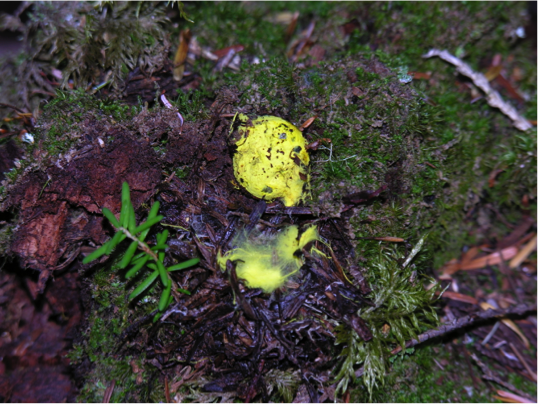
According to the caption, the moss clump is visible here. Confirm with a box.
[346,2,536,267]
[350,344,495,403]
[0,223,14,256]
[334,242,441,397]
[0,1,176,115]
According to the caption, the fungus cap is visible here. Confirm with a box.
[232,114,309,207]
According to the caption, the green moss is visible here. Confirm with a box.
[186,2,284,55]
[174,166,190,179]
[350,344,496,403]
[507,371,537,398]
[347,1,536,267]
[383,342,536,403]
[77,355,154,403]
[366,2,515,68]
[4,167,22,182]
[173,89,211,121]
[0,223,13,256]
[76,260,166,402]
[334,242,441,397]
[66,343,85,365]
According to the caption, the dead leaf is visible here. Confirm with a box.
[485,64,503,81]
[173,29,191,81]
[439,291,478,305]
[488,168,505,187]
[408,71,432,80]
[495,73,526,104]
[439,258,461,278]
[509,234,536,269]
[213,44,245,59]
[285,11,299,42]
[460,246,517,270]
[494,390,534,403]
[299,115,317,131]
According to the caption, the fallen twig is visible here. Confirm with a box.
[390,304,536,355]
[355,303,536,379]
[471,352,536,403]
[103,380,116,403]
[423,49,532,131]
[509,342,537,382]
[509,234,537,269]
[0,102,27,114]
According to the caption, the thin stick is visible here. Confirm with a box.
[118,226,159,262]
[423,49,532,131]
[390,304,536,355]
[0,102,27,114]
[355,304,537,379]
[508,342,538,382]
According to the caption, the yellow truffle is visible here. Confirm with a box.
[217,225,321,293]
[232,114,309,207]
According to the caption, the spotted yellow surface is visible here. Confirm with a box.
[232,114,309,206]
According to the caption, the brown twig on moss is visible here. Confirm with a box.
[117,225,159,262]
[390,304,536,356]
[423,49,532,131]
[0,102,27,114]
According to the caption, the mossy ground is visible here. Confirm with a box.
[68,259,166,403]
[0,88,142,202]
[179,0,536,267]
[349,342,527,403]
[0,1,535,402]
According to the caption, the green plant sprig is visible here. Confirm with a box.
[82,182,200,322]
[334,241,442,399]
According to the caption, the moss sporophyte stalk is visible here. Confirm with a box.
[231,114,310,207]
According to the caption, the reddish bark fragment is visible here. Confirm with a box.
[9,130,161,292]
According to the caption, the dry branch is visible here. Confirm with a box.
[390,304,536,356]
[423,49,532,131]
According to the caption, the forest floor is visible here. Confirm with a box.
[0,2,536,403]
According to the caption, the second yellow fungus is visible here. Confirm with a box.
[217,225,322,293]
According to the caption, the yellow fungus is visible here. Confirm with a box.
[231,114,309,207]
[217,225,321,293]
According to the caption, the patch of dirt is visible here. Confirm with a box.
[0,267,81,402]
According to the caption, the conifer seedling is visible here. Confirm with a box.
[82,182,199,322]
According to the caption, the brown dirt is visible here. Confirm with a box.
[0,268,81,402]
